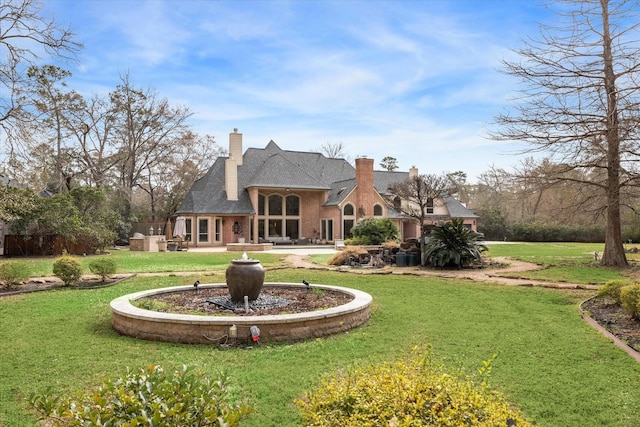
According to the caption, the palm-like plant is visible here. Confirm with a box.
[423,218,487,268]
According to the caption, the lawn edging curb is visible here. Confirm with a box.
[579,296,640,363]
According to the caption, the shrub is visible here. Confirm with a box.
[52,255,82,286]
[424,218,487,268]
[0,261,28,289]
[297,347,531,427]
[30,365,253,426]
[620,284,640,319]
[351,217,399,245]
[598,279,631,304]
[88,257,117,283]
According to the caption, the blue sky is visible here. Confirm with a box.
[43,0,550,182]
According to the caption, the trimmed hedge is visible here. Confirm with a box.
[508,222,605,242]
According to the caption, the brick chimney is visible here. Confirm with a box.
[355,157,375,218]
[225,129,242,201]
[409,165,418,178]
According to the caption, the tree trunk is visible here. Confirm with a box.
[600,0,627,267]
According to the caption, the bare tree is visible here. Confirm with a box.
[386,173,456,265]
[109,74,192,221]
[0,0,81,158]
[492,0,640,266]
[318,142,348,159]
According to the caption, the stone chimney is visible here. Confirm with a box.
[409,165,418,178]
[225,129,242,201]
[355,157,375,218]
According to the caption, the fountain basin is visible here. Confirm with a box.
[111,282,372,344]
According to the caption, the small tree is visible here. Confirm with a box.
[88,257,116,283]
[424,218,487,269]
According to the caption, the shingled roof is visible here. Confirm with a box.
[176,141,355,215]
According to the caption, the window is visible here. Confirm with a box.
[393,196,401,212]
[321,219,333,241]
[198,218,209,242]
[344,204,354,216]
[185,218,192,241]
[343,203,355,238]
[373,204,383,216]
[286,195,299,215]
[258,193,300,239]
[427,197,434,214]
[215,218,222,242]
[268,195,282,215]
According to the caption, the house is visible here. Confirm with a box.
[174,129,477,247]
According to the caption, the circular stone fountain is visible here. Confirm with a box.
[110,254,372,344]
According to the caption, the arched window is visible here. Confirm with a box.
[344,204,354,216]
[373,204,383,216]
[393,196,401,212]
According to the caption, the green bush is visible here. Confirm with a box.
[52,255,82,286]
[88,257,117,282]
[598,279,631,304]
[297,347,531,427]
[424,218,487,268]
[620,284,640,319]
[351,217,399,245]
[509,222,605,242]
[30,365,253,426]
[344,236,372,245]
[0,261,28,289]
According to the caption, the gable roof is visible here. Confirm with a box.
[176,141,355,215]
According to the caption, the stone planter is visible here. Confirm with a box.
[157,241,168,252]
[226,258,265,302]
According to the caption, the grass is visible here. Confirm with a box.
[2,243,640,426]
[486,242,638,285]
[0,249,286,277]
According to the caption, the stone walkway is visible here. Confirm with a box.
[283,255,599,291]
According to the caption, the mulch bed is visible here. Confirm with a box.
[582,296,640,352]
[141,286,354,316]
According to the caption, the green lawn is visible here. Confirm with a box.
[485,242,639,284]
[2,245,640,426]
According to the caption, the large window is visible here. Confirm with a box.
[198,218,209,243]
[258,193,300,239]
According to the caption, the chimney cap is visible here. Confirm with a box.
[233,128,238,133]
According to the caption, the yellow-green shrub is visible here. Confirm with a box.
[598,279,631,304]
[0,261,28,289]
[52,255,82,286]
[620,284,640,319]
[297,347,531,427]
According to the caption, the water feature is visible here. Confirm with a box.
[110,254,373,343]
